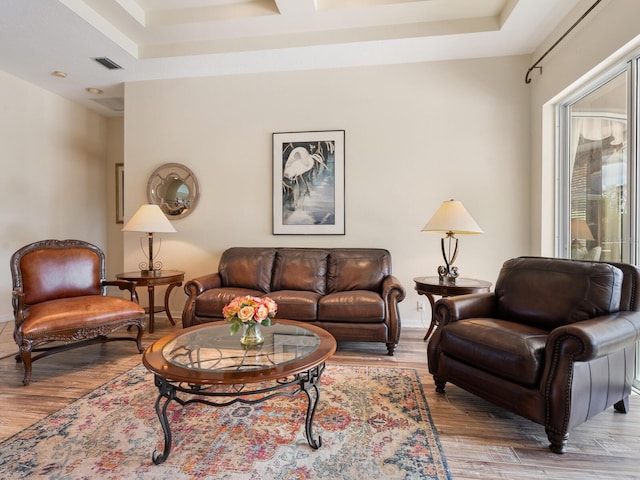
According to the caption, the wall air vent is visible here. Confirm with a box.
[93,57,122,70]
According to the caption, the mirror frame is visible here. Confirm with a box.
[147,163,200,219]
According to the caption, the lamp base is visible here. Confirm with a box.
[437,265,459,284]
[138,258,164,276]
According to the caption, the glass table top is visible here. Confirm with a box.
[161,322,321,373]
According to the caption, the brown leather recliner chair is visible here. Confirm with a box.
[11,239,146,385]
[428,256,640,453]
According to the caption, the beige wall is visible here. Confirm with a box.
[0,70,109,321]
[124,57,532,327]
[106,117,125,279]
[530,0,640,256]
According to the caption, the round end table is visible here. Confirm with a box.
[116,270,184,333]
[414,276,492,341]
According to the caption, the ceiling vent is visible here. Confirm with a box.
[90,97,124,112]
[93,57,122,70]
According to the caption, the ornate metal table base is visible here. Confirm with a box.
[151,363,325,464]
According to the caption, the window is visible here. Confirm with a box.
[559,70,629,262]
[558,61,638,390]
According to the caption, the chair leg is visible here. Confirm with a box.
[434,376,447,393]
[546,429,568,454]
[19,347,33,386]
[614,396,630,413]
[134,324,145,353]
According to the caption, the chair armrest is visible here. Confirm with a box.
[434,292,497,326]
[11,290,26,327]
[103,280,140,303]
[541,311,640,418]
[547,311,640,362]
[182,273,222,328]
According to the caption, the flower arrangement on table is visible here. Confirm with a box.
[223,295,278,336]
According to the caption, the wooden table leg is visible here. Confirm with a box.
[163,282,182,326]
[148,284,156,334]
[422,292,437,341]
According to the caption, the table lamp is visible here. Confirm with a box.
[570,218,594,258]
[122,204,176,276]
[422,199,483,283]
[570,218,594,243]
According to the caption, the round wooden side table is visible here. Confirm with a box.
[116,270,185,333]
[414,276,492,341]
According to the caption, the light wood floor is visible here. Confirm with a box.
[0,319,638,479]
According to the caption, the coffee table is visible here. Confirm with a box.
[142,319,337,464]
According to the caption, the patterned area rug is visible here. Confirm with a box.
[0,364,451,479]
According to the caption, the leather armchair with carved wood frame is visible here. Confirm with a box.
[427,256,640,453]
[11,239,146,385]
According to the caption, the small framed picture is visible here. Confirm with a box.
[116,163,124,224]
[272,130,345,235]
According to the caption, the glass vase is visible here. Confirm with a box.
[240,322,264,346]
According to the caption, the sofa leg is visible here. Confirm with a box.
[614,396,630,413]
[386,343,395,356]
[546,429,568,454]
[434,376,446,393]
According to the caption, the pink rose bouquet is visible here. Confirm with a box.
[223,295,278,335]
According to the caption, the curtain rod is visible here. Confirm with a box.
[525,0,603,84]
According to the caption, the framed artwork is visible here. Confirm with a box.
[115,163,124,224]
[272,130,345,235]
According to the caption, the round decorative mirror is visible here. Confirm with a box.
[147,163,199,219]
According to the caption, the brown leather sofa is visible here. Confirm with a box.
[10,239,146,385]
[182,247,406,354]
[428,256,640,453]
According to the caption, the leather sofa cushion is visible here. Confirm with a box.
[495,257,623,330]
[195,287,265,318]
[218,247,276,293]
[20,247,101,304]
[440,318,548,387]
[271,249,328,294]
[318,291,385,322]
[20,296,145,337]
[267,290,322,321]
[327,249,390,293]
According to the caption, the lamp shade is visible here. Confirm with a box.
[570,219,594,240]
[422,200,483,235]
[122,204,176,233]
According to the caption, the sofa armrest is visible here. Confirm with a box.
[182,273,222,328]
[103,279,139,303]
[382,275,406,303]
[546,311,640,362]
[184,273,222,296]
[434,292,498,326]
[382,275,406,347]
